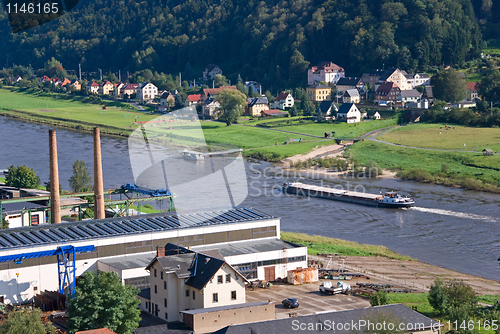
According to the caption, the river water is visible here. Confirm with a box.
[1,117,499,281]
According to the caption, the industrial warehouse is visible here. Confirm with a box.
[0,207,308,305]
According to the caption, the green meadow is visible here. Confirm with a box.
[378,123,500,150]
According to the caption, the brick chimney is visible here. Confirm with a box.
[157,246,165,258]
[93,127,105,219]
[49,130,61,224]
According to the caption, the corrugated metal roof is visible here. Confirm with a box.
[0,207,274,250]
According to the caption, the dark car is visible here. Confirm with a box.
[282,298,299,309]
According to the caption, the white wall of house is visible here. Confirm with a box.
[4,211,45,229]
[202,265,246,310]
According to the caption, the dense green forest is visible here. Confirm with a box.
[0,0,487,89]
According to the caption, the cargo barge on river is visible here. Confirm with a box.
[282,182,415,208]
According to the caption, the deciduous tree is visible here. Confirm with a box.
[67,271,141,334]
[5,165,40,189]
[215,89,247,125]
[431,69,467,103]
[0,309,56,334]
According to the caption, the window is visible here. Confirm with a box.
[186,289,189,297]
[154,269,157,277]
[213,293,218,303]
[154,285,157,294]
[161,271,163,280]
[31,215,39,225]
[231,291,237,300]
[217,275,223,284]
[226,274,231,283]
[164,281,166,290]
[164,298,167,307]
[165,313,168,320]
[192,291,195,300]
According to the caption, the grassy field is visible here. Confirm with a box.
[347,140,500,192]
[280,231,413,261]
[378,123,500,150]
[273,118,397,139]
[387,293,434,316]
[0,89,156,134]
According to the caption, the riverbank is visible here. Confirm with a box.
[281,232,500,295]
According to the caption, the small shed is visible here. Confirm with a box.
[483,148,494,156]
[287,267,318,285]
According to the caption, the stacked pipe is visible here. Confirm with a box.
[49,130,61,224]
[93,127,105,219]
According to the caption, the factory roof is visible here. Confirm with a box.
[192,239,303,258]
[98,252,155,270]
[181,302,270,315]
[0,207,274,251]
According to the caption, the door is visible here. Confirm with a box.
[264,266,275,282]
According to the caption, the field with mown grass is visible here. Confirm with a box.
[378,123,500,150]
[347,141,500,192]
[0,89,155,134]
[274,118,397,138]
[280,231,413,261]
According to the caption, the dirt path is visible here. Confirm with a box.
[281,143,346,167]
[310,255,500,295]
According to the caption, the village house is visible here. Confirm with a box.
[100,80,114,95]
[366,110,381,119]
[422,86,434,104]
[203,64,223,80]
[202,99,221,118]
[316,100,338,120]
[398,89,421,104]
[145,245,248,323]
[245,81,261,95]
[1,202,46,228]
[245,97,269,116]
[185,94,202,107]
[375,81,401,105]
[336,77,365,93]
[405,73,431,88]
[120,83,139,99]
[69,79,81,91]
[160,92,175,107]
[137,82,158,100]
[87,81,99,94]
[38,75,51,84]
[336,103,361,123]
[467,82,479,101]
[58,78,71,89]
[379,68,411,91]
[307,61,345,85]
[109,82,124,99]
[343,89,361,104]
[203,86,237,100]
[272,92,294,109]
[306,83,331,102]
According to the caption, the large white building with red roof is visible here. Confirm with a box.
[307,62,345,85]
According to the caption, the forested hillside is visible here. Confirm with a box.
[0,0,485,88]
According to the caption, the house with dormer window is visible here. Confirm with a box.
[145,244,248,323]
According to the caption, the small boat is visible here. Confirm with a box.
[377,192,415,208]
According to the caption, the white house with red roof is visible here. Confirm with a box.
[272,92,294,109]
[185,94,202,107]
[307,61,345,85]
[202,86,237,99]
[38,75,51,84]
[87,81,99,94]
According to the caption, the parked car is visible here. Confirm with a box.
[282,298,299,309]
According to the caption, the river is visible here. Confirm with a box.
[1,116,499,281]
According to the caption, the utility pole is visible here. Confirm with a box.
[78,63,81,81]
[99,69,102,81]
[119,70,121,82]
[179,72,182,86]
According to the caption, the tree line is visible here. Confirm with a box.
[0,0,486,91]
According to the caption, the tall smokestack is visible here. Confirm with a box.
[93,127,105,219]
[49,130,61,224]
